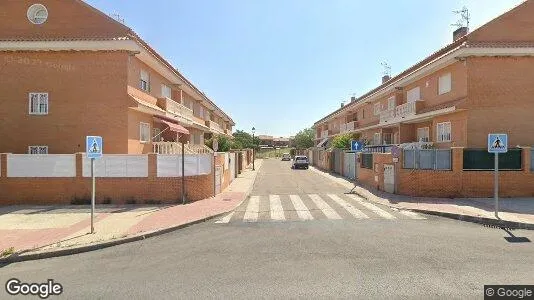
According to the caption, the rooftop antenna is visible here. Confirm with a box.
[109,13,125,24]
[452,6,470,31]
[381,62,391,77]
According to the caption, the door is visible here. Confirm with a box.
[343,152,356,179]
[215,166,222,194]
[229,153,236,181]
[383,164,395,193]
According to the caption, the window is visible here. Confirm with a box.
[373,133,381,145]
[436,122,451,142]
[28,146,48,154]
[373,103,381,116]
[362,109,365,119]
[140,70,150,92]
[140,122,150,142]
[387,97,396,110]
[161,84,171,98]
[417,127,430,142]
[383,133,393,145]
[29,93,48,115]
[407,87,421,103]
[153,128,163,142]
[199,106,204,119]
[438,73,452,95]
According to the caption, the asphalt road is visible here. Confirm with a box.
[1,159,533,299]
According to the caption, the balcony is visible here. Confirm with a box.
[340,121,357,133]
[321,130,329,138]
[206,120,224,134]
[158,97,194,126]
[379,101,423,124]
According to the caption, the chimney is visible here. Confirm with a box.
[382,75,391,84]
[341,102,345,108]
[350,96,356,103]
[453,26,468,41]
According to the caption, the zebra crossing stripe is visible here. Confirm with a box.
[215,211,235,223]
[308,194,342,220]
[346,194,396,220]
[243,196,260,222]
[327,194,369,219]
[289,195,314,220]
[390,207,427,220]
[269,195,285,221]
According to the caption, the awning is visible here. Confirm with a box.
[317,137,329,148]
[154,116,189,135]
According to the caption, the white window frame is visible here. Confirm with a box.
[438,73,452,95]
[436,122,451,142]
[29,92,49,115]
[140,122,150,143]
[417,127,430,142]
[28,145,48,154]
[373,103,381,116]
[387,96,396,110]
[161,84,171,99]
[373,133,381,145]
[407,86,421,103]
[140,70,150,92]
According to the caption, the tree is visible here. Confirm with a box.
[294,128,315,149]
[331,133,361,149]
[205,134,232,152]
[232,130,260,149]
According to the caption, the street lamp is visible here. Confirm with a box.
[252,127,256,171]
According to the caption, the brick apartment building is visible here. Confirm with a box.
[0,0,234,155]
[314,0,534,150]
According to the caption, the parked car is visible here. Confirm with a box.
[282,153,291,161]
[292,155,309,169]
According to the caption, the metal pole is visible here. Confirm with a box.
[91,157,95,234]
[182,140,185,205]
[252,133,255,171]
[494,152,499,219]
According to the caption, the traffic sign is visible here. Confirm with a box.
[391,145,401,158]
[350,140,364,152]
[488,133,508,153]
[86,136,103,159]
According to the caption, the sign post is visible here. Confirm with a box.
[488,133,508,219]
[86,136,103,234]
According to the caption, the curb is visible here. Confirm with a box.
[349,189,534,231]
[0,164,264,266]
[0,212,227,266]
[309,165,534,231]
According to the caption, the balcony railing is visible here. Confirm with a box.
[207,120,224,133]
[153,142,214,154]
[159,97,193,125]
[379,101,419,124]
[340,121,357,133]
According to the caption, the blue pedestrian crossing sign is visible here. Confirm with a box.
[351,140,364,152]
[86,136,103,158]
[488,133,508,153]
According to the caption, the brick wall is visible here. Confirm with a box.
[356,147,534,198]
[0,153,216,205]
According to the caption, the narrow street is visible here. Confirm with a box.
[1,159,533,299]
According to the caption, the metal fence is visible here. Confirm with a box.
[361,153,373,169]
[463,148,522,171]
[364,145,392,153]
[403,149,452,170]
[343,152,356,179]
[333,149,343,174]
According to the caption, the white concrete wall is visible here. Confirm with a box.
[7,154,76,177]
[82,155,148,178]
[157,154,212,177]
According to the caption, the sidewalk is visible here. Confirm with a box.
[310,166,534,229]
[0,160,263,261]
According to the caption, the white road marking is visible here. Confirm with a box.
[346,194,396,220]
[390,207,427,219]
[269,195,285,221]
[289,195,314,220]
[327,194,369,219]
[308,194,342,220]
[243,196,260,222]
[215,211,235,223]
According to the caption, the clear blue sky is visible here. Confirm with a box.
[87,0,522,137]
